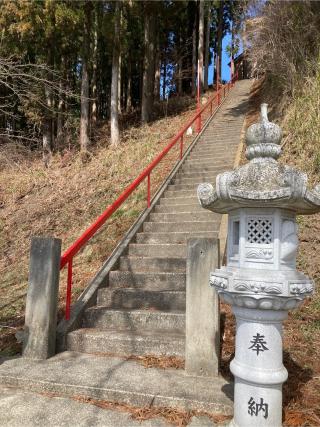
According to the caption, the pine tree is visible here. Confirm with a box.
[110,1,121,146]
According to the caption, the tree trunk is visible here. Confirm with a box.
[154,31,161,100]
[191,13,197,97]
[80,2,91,153]
[177,30,183,96]
[56,80,64,149]
[42,86,52,167]
[213,35,217,85]
[204,5,210,91]
[231,20,235,80]
[198,0,204,92]
[118,52,122,112]
[42,0,55,166]
[126,57,132,112]
[42,76,53,166]
[141,2,156,123]
[162,60,166,100]
[154,58,161,100]
[91,4,98,125]
[80,59,90,152]
[111,1,120,146]
[217,0,224,84]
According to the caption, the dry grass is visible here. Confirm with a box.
[0,89,216,356]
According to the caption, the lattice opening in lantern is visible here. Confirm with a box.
[247,218,272,244]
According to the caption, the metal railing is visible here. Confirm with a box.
[61,73,238,320]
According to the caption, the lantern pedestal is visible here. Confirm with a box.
[230,307,287,427]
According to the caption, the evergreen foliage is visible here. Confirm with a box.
[0,1,246,160]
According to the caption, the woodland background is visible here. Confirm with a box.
[0,0,245,162]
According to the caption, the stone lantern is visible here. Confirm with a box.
[197,104,320,427]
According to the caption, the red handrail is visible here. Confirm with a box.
[61,75,238,320]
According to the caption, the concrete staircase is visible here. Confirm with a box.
[0,80,251,418]
[66,80,251,360]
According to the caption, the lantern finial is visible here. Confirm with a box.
[245,104,282,160]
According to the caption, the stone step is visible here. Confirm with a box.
[190,147,229,154]
[135,230,218,244]
[195,141,239,147]
[176,170,221,179]
[200,130,240,135]
[154,203,203,213]
[193,150,237,157]
[173,175,217,185]
[189,149,234,157]
[189,153,234,161]
[191,144,228,150]
[164,189,199,198]
[67,328,185,357]
[149,211,218,222]
[129,243,187,258]
[0,352,233,413]
[192,142,238,150]
[184,159,229,168]
[159,196,198,205]
[188,155,234,163]
[97,288,185,310]
[182,164,226,173]
[188,156,233,164]
[143,220,218,232]
[199,139,239,144]
[191,142,235,149]
[167,183,207,191]
[120,256,186,272]
[84,307,185,332]
[108,271,186,290]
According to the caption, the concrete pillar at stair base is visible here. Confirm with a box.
[197,104,320,426]
[23,237,61,360]
[185,238,220,377]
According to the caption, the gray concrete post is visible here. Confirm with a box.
[185,238,220,377]
[23,237,61,360]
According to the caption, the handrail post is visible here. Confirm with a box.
[196,115,199,133]
[196,113,202,133]
[65,259,73,320]
[147,173,151,208]
[180,135,184,159]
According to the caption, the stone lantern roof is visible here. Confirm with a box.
[198,104,320,214]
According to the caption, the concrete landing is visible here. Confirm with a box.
[0,352,233,414]
[0,387,168,427]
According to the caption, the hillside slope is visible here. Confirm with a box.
[0,92,215,355]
